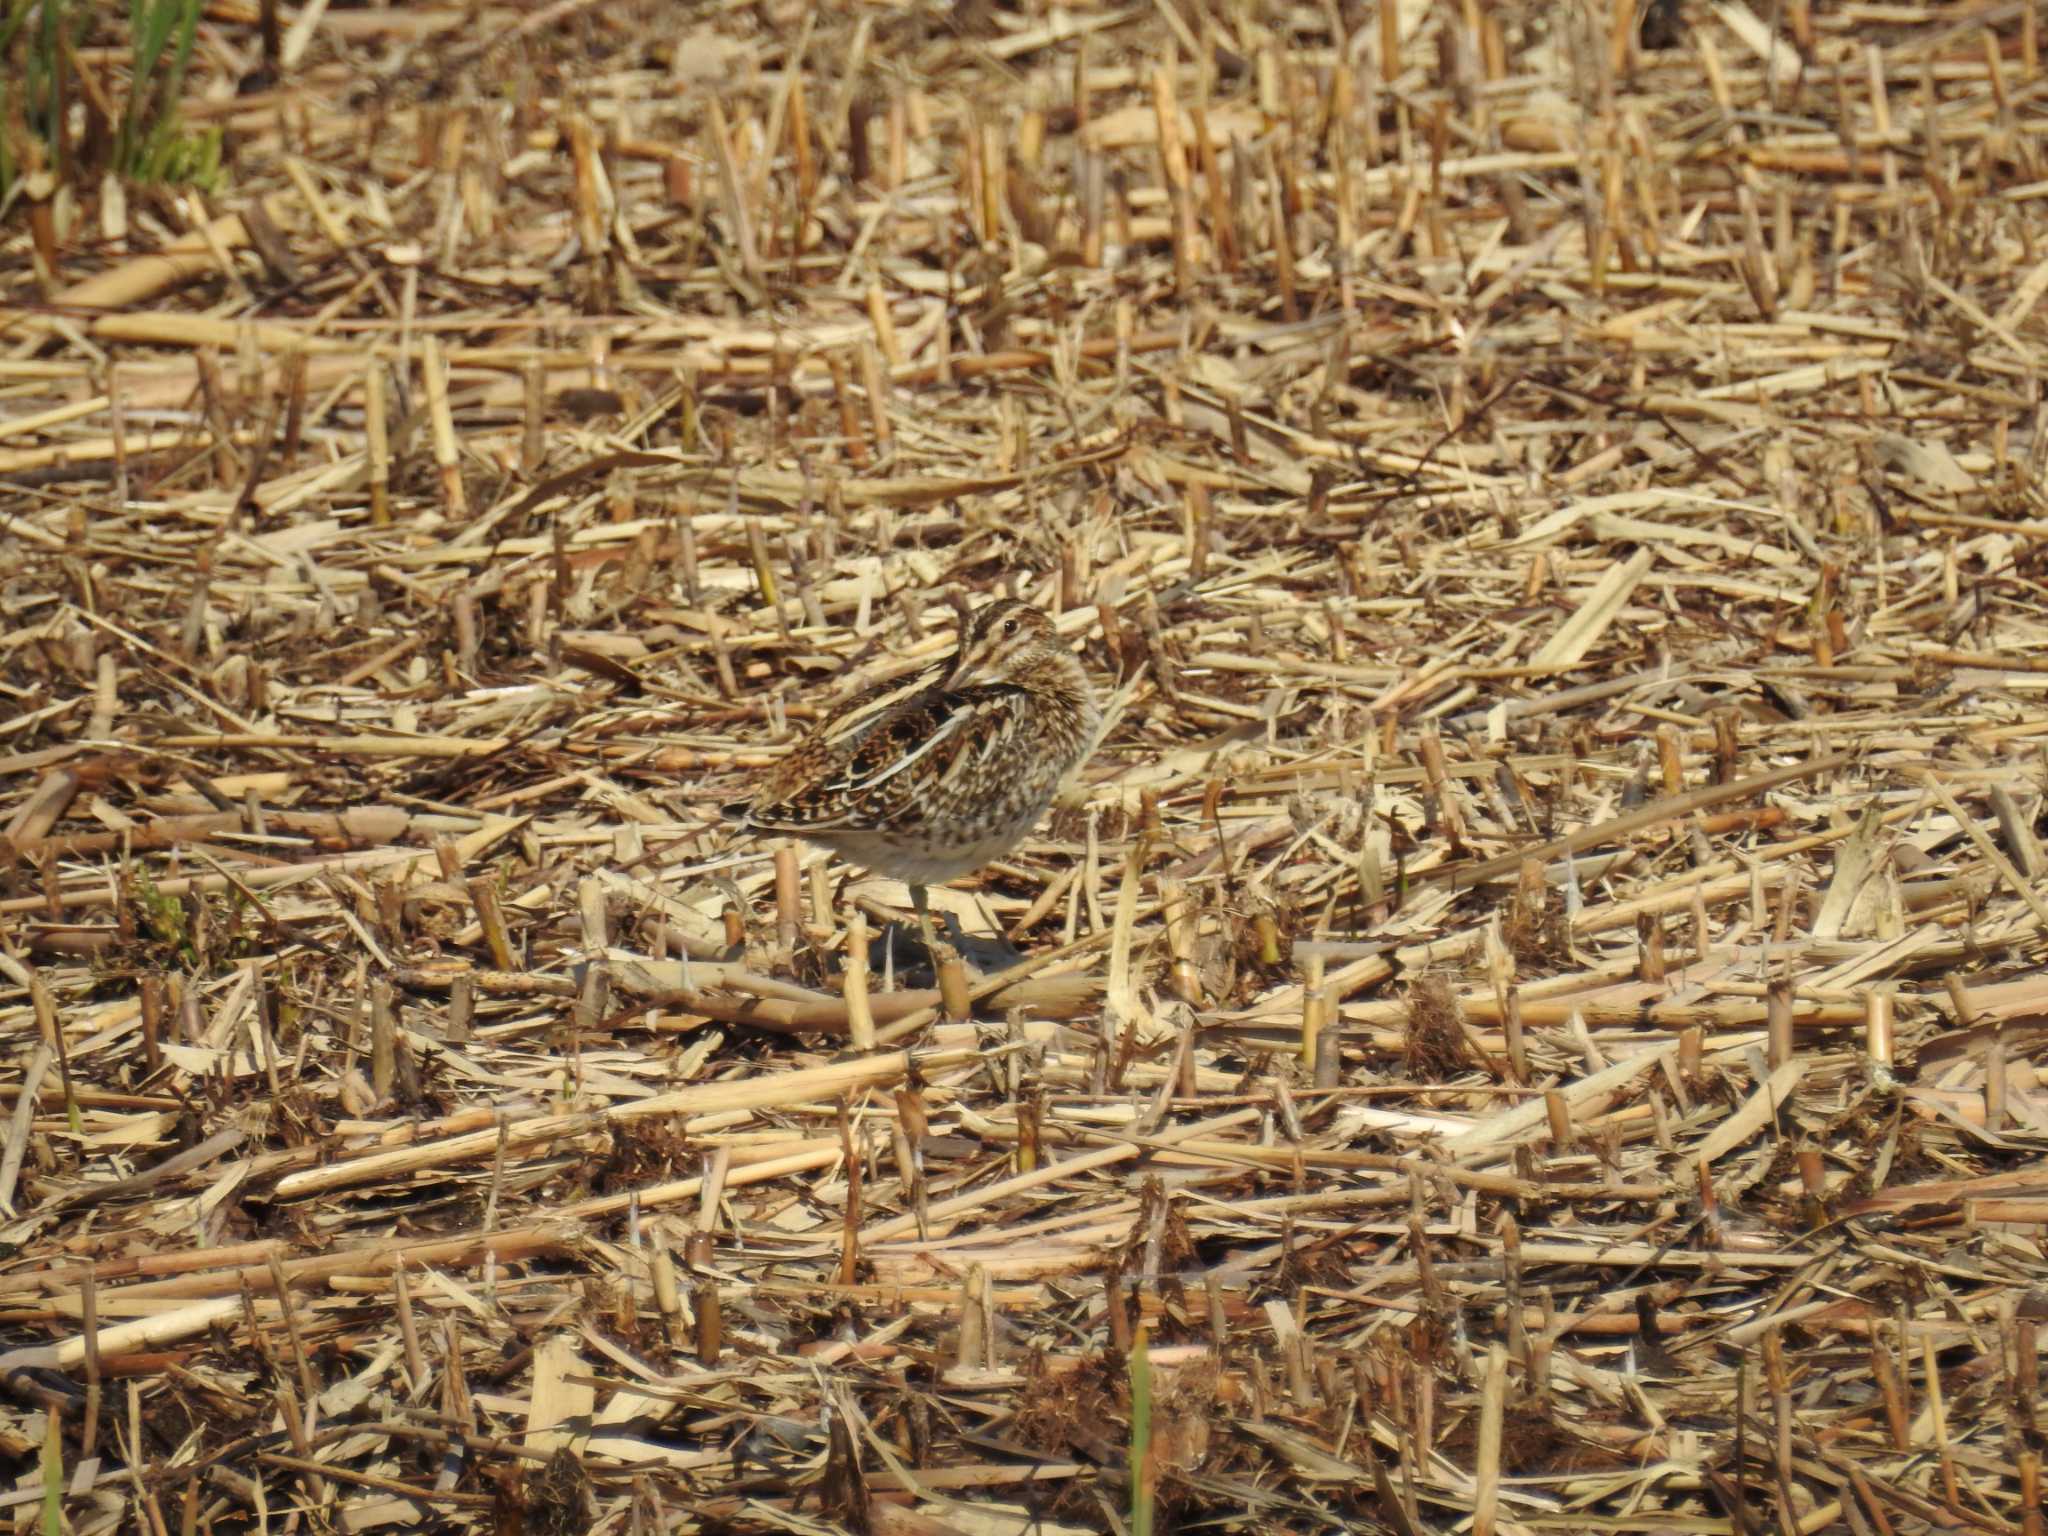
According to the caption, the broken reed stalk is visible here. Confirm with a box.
[420,335,465,517]
[363,361,390,525]
[843,909,875,1050]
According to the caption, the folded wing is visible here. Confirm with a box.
[735,681,1026,833]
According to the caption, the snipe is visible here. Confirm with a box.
[723,596,1100,954]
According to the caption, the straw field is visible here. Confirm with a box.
[1,1,2046,1533]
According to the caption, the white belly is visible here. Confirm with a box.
[805,824,1037,885]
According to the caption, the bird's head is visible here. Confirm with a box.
[945,597,1063,687]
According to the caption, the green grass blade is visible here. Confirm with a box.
[39,1413,60,1536]
[1129,1327,1154,1536]
[109,0,209,184]
[0,0,38,55]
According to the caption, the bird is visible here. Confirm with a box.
[723,594,1101,958]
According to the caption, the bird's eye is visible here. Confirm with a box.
[1000,617,1019,636]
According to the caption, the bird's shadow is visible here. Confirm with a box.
[866,913,1026,987]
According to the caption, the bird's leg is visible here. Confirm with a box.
[909,884,942,959]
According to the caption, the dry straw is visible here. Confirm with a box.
[0,1,2046,1533]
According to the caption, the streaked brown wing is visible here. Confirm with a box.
[742,683,1022,831]
[734,665,939,826]
[835,685,1024,830]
